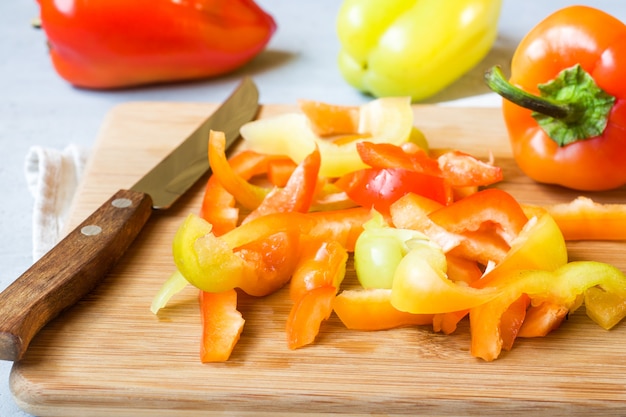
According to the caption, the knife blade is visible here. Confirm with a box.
[0,77,259,361]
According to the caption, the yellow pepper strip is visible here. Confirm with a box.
[475,212,568,288]
[240,97,414,178]
[390,242,500,314]
[535,196,626,240]
[173,212,316,294]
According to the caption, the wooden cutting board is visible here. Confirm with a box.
[9,102,626,416]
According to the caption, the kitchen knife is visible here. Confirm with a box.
[0,77,259,361]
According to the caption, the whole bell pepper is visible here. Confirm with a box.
[336,0,502,102]
[36,0,276,89]
[485,5,626,191]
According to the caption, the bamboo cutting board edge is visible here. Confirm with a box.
[9,102,626,417]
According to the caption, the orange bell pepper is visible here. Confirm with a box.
[485,6,626,191]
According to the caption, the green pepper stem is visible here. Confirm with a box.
[484,66,573,120]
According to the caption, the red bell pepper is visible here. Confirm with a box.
[37,0,276,89]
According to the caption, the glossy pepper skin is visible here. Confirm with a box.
[336,0,502,102]
[486,6,626,191]
[37,0,276,89]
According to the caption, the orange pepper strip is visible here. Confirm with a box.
[200,149,273,235]
[234,231,301,297]
[286,286,337,350]
[334,288,433,331]
[267,157,297,187]
[537,196,626,240]
[287,238,348,349]
[208,130,269,210]
[243,146,321,223]
[297,99,360,136]
[517,301,569,338]
[307,207,371,252]
[499,294,530,352]
[436,150,502,188]
[432,310,468,335]
[199,289,245,363]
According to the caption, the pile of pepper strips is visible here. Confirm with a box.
[152,96,626,362]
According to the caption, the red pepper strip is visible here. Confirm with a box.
[199,289,245,363]
[208,130,269,210]
[436,150,503,188]
[243,146,321,223]
[335,167,453,214]
[428,188,528,246]
[200,150,272,235]
[538,197,626,240]
[334,288,434,331]
[289,237,347,302]
[356,141,441,175]
[286,286,336,350]
[287,238,348,349]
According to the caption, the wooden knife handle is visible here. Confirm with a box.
[0,189,153,361]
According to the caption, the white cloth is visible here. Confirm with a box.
[24,145,90,261]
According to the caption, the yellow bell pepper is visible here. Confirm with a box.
[336,0,503,102]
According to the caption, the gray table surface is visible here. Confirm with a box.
[2,1,625,415]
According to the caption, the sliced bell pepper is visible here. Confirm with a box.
[335,167,453,214]
[243,146,321,223]
[240,97,414,177]
[286,286,337,350]
[390,242,499,314]
[539,196,626,241]
[470,261,626,361]
[353,210,429,289]
[199,289,245,363]
[267,157,298,187]
[208,130,269,210]
[297,100,360,137]
[200,149,272,235]
[287,238,348,349]
[333,288,433,331]
[173,212,313,295]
